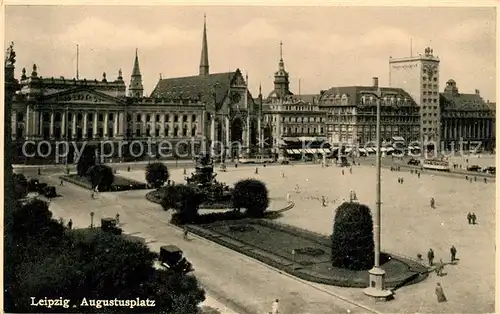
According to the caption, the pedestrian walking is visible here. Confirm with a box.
[471,212,477,224]
[271,299,280,314]
[321,196,327,207]
[183,168,187,175]
[398,177,401,184]
[60,179,64,186]
[465,175,468,181]
[183,227,189,240]
[401,177,404,184]
[450,245,457,262]
[342,169,344,175]
[68,219,73,230]
[349,167,352,174]
[484,177,487,183]
[474,176,477,182]
[115,213,120,225]
[467,212,472,224]
[418,172,421,178]
[430,197,435,209]
[127,166,131,172]
[397,166,400,171]
[435,283,447,303]
[255,167,259,174]
[435,259,444,276]
[427,248,435,266]
[38,168,41,175]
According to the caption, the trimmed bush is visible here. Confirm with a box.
[161,184,203,223]
[331,202,375,270]
[145,162,170,189]
[87,165,115,191]
[232,179,269,217]
[77,145,97,177]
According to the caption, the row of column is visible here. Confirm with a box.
[442,118,492,140]
[133,112,200,138]
[209,114,260,153]
[22,108,124,140]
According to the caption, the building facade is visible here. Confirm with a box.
[389,47,441,145]
[318,77,420,147]
[11,16,259,163]
[440,79,495,151]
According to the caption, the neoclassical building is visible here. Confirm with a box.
[11,17,260,163]
[440,79,495,151]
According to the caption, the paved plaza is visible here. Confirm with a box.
[36,159,495,314]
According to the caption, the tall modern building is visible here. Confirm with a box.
[389,47,441,147]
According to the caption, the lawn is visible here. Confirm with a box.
[189,218,428,288]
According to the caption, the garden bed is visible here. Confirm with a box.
[61,174,147,192]
[183,219,429,289]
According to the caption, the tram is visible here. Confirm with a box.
[422,158,451,172]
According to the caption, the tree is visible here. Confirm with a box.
[87,164,114,191]
[5,199,206,313]
[232,179,269,217]
[145,162,170,189]
[161,184,202,223]
[13,173,28,199]
[77,145,96,177]
[331,202,375,270]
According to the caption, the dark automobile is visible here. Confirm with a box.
[43,186,57,198]
[482,166,496,175]
[160,245,194,274]
[101,217,123,235]
[466,165,482,172]
[407,158,420,166]
[27,179,40,192]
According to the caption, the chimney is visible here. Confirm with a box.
[373,77,379,88]
[475,89,480,95]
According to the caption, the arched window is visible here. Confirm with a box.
[183,125,188,136]
[191,126,196,136]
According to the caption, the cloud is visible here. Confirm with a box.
[55,16,198,50]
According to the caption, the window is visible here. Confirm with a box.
[109,113,114,121]
[183,115,188,122]
[174,115,178,122]
[155,128,160,137]
[146,115,151,122]
[78,113,83,121]
[423,84,427,88]
[174,126,178,136]
[146,128,150,137]
[98,114,104,122]
[136,129,140,137]
[156,114,160,121]
[192,114,196,122]
[165,125,170,136]
[137,114,141,122]
[183,126,188,136]
[433,77,437,81]
[191,127,196,136]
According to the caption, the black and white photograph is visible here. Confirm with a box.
[3,3,497,314]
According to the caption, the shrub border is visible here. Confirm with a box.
[184,219,429,289]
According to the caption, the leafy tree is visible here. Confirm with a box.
[5,199,206,313]
[161,184,202,223]
[331,202,375,270]
[13,173,28,199]
[87,164,114,191]
[77,145,96,177]
[145,162,170,189]
[232,179,269,217]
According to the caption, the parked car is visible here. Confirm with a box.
[101,217,123,235]
[407,158,420,166]
[482,166,496,175]
[466,165,482,172]
[27,179,40,192]
[43,186,57,198]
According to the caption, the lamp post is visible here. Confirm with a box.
[363,79,393,300]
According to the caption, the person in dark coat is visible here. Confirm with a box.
[450,245,457,262]
[427,248,435,266]
[467,212,472,224]
[430,198,435,209]
[417,172,421,178]
[68,219,73,230]
[435,283,447,302]
[471,212,477,224]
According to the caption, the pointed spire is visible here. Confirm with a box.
[132,48,141,76]
[199,14,209,76]
[259,82,262,96]
[278,41,285,71]
[129,49,144,97]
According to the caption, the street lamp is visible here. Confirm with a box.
[363,79,393,300]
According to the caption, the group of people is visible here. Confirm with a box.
[424,245,458,303]
[409,169,421,178]
[466,212,478,225]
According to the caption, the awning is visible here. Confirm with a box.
[392,136,405,142]
[366,148,375,153]
[408,146,414,149]
[386,148,395,152]
[306,149,314,154]
[413,146,421,149]
[381,147,387,152]
[293,149,301,154]
[286,149,294,154]
[322,148,331,154]
[345,148,353,153]
[358,148,367,153]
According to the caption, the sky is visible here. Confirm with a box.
[5,5,497,102]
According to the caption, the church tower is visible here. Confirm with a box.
[199,14,210,76]
[128,48,144,98]
[273,41,291,98]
